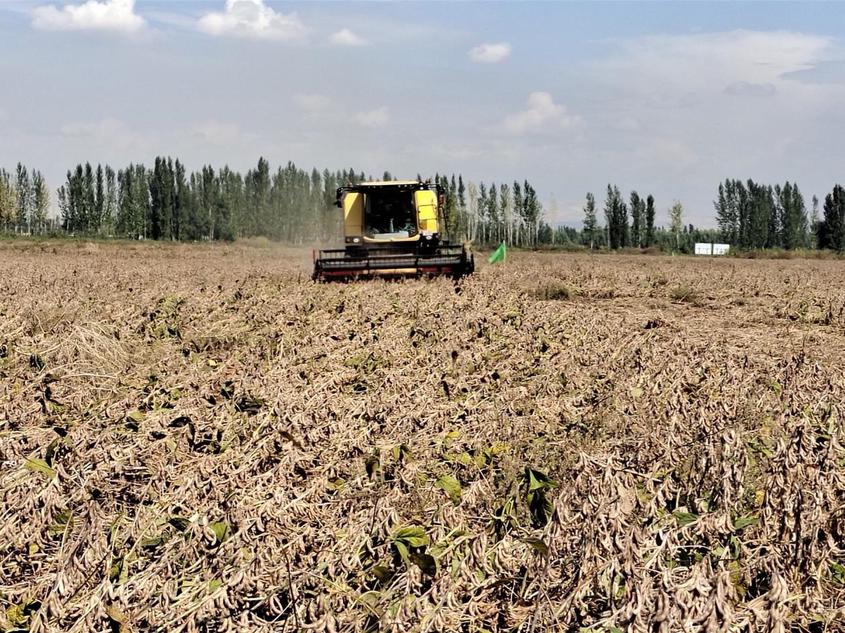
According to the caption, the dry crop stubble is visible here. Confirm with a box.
[1,243,845,632]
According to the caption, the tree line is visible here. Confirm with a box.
[1,158,553,248]
[578,179,845,253]
[58,158,356,243]
[5,156,845,253]
[579,186,719,253]
[713,178,845,251]
[714,179,810,250]
[0,164,52,234]
[434,175,545,248]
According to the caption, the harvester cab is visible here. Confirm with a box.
[313,179,474,280]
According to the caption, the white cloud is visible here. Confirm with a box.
[589,30,839,161]
[62,118,125,138]
[32,0,145,33]
[293,96,388,129]
[611,115,641,132]
[60,117,150,152]
[784,60,845,86]
[293,93,333,113]
[724,81,777,97]
[503,92,579,134]
[640,138,699,169]
[574,29,845,224]
[355,106,390,129]
[599,30,832,94]
[141,10,196,31]
[329,28,368,47]
[197,0,306,42]
[191,120,243,146]
[468,42,511,63]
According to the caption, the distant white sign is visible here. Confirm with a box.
[694,242,731,256]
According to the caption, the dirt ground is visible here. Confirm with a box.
[2,241,844,632]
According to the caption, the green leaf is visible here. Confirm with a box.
[210,521,229,544]
[488,442,510,456]
[520,537,550,557]
[436,475,462,505]
[208,578,224,592]
[630,386,644,399]
[747,437,774,458]
[394,541,409,564]
[733,515,758,531]
[326,477,346,491]
[140,535,164,549]
[673,510,699,527]
[5,599,39,627]
[109,555,125,582]
[365,453,380,479]
[525,467,556,492]
[527,490,554,528]
[445,429,462,444]
[357,591,381,610]
[410,552,437,577]
[235,395,265,415]
[49,510,73,535]
[127,410,145,423]
[25,457,56,480]
[370,565,394,583]
[168,516,191,532]
[392,444,411,463]
[729,535,742,558]
[454,451,474,467]
[830,562,845,586]
[44,437,64,466]
[393,526,429,548]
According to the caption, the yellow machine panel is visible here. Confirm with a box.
[313,179,474,280]
[343,192,363,237]
[414,190,439,233]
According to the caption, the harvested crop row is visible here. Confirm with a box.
[1,243,844,632]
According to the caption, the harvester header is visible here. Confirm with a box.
[313,178,474,280]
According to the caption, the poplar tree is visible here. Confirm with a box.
[104,166,116,235]
[0,169,14,230]
[95,164,105,233]
[582,192,597,249]
[604,185,626,249]
[809,195,819,248]
[669,201,683,251]
[488,183,499,244]
[820,185,845,251]
[630,191,643,248]
[83,163,95,232]
[15,163,30,232]
[31,171,49,234]
[644,194,655,247]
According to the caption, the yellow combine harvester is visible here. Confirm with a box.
[313,179,474,280]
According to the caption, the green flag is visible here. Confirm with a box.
[488,242,507,264]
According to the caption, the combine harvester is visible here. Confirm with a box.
[313,179,474,280]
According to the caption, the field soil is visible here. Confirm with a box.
[2,242,845,632]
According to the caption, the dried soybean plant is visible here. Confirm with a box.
[1,243,845,632]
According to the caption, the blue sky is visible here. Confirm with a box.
[2,1,845,227]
